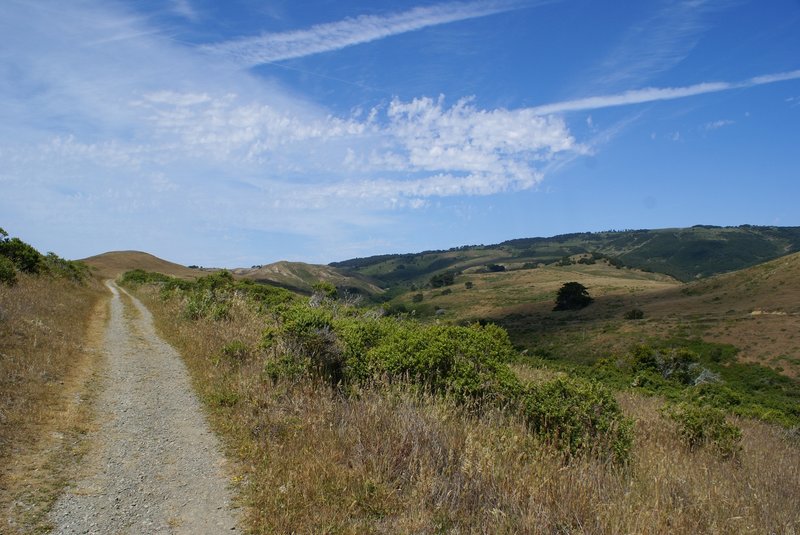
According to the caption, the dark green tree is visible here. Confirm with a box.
[553,282,593,311]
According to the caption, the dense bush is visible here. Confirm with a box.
[359,322,520,402]
[623,345,700,385]
[0,228,89,283]
[522,377,633,462]
[429,271,455,288]
[664,403,742,459]
[0,255,17,286]
[43,253,90,282]
[0,229,45,274]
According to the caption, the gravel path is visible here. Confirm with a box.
[49,281,240,534]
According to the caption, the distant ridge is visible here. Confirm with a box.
[82,251,204,280]
[233,260,383,295]
[331,225,800,284]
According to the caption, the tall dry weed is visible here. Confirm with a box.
[0,273,104,532]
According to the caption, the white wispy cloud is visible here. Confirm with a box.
[702,119,735,130]
[202,1,528,65]
[171,0,198,22]
[590,0,730,89]
[128,91,580,197]
[530,70,800,115]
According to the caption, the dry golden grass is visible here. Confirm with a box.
[81,250,204,280]
[438,254,800,376]
[135,285,800,534]
[0,273,105,533]
[421,262,679,320]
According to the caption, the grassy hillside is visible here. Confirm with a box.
[82,250,205,280]
[234,260,383,296]
[332,225,800,285]
[123,267,800,533]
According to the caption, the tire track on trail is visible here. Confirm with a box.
[49,281,240,534]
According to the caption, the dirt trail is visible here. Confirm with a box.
[48,281,239,534]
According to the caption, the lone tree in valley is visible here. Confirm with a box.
[553,282,593,311]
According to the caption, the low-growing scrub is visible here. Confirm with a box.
[123,270,633,465]
[587,341,800,428]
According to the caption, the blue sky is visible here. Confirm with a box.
[2,0,799,267]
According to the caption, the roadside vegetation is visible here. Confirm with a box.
[0,228,104,532]
[123,268,800,533]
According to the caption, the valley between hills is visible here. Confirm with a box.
[2,224,800,533]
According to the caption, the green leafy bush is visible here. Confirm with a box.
[623,345,699,385]
[277,304,343,383]
[0,230,45,274]
[521,377,633,462]
[664,403,742,459]
[0,255,17,286]
[361,322,520,402]
[43,253,90,282]
[183,290,230,321]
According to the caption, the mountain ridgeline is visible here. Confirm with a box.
[330,225,800,286]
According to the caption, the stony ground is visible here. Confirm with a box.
[48,282,240,534]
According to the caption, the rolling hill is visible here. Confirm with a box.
[332,225,800,285]
[408,251,800,378]
[233,261,383,296]
[81,251,206,280]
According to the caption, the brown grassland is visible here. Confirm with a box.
[81,250,205,280]
[0,274,105,533]
[411,254,800,377]
[133,284,800,534]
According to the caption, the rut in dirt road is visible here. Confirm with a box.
[49,281,240,534]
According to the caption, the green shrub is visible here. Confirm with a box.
[278,304,343,384]
[623,345,699,385]
[361,322,520,402]
[183,290,230,321]
[263,353,310,383]
[521,377,633,462]
[312,280,338,300]
[630,370,670,392]
[664,403,742,459]
[685,382,744,409]
[44,253,89,283]
[236,280,295,308]
[0,256,17,286]
[0,233,45,274]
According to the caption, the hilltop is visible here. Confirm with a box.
[82,251,205,280]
